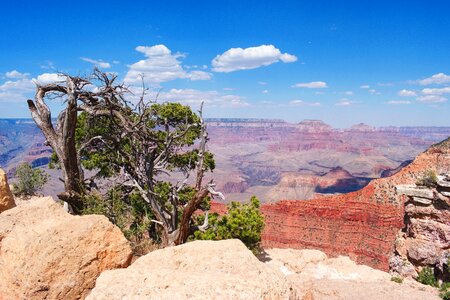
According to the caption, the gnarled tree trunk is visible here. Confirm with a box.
[27,77,86,213]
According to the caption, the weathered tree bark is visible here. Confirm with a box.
[27,77,86,213]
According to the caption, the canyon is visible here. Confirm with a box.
[2,118,450,203]
[222,136,449,274]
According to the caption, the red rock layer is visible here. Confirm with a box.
[261,138,450,271]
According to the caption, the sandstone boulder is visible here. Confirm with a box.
[0,197,132,300]
[88,240,296,300]
[0,168,15,213]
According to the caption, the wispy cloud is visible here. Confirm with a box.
[289,99,321,106]
[335,98,357,106]
[261,89,269,94]
[417,95,448,103]
[5,70,29,79]
[292,81,328,89]
[387,100,411,105]
[149,88,249,108]
[81,57,112,69]
[421,87,450,95]
[360,84,370,89]
[211,45,297,72]
[397,89,417,97]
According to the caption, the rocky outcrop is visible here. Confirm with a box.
[265,248,439,300]
[89,241,438,300]
[262,137,450,271]
[87,239,296,300]
[0,168,15,213]
[0,197,132,299]
[391,176,450,280]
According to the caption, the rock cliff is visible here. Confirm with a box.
[261,137,450,271]
[391,176,450,280]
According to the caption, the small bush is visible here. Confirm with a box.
[13,163,48,196]
[191,196,265,254]
[417,267,438,287]
[391,276,403,283]
[416,170,438,187]
[82,187,154,255]
[440,282,450,300]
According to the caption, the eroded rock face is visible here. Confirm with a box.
[0,168,15,213]
[87,240,297,300]
[261,137,450,271]
[391,177,450,279]
[0,197,132,300]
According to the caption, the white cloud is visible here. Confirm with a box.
[360,85,370,89]
[125,44,212,85]
[368,89,377,94]
[417,95,448,103]
[335,98,356,106]
[387,100,411,105]
[211,45,297,73]
[147,88,249,108]
[187,70,212,81]
[34,73,63,85]
[81,57,111,69]
[398,89,417,97]
[0,73,35,102]
[289,99,321,106]
[258,81,268,85]
[421,87,450,95]
[262,89,269,94]
[5,70,30,79]
[40,61,55,70]
[418,73,450,85]
[222,87,235,91]
[292,81,328,89]
[344,91,353,95]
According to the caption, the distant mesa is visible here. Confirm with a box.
[349,123,375,132]
[297,119,333,132]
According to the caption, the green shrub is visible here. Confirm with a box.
[440,282,450,300]
[191,196,265,253]
[391,276,403,283]
[82,187,154,255]
[13,163,48,196]
[416,170,438,187]
[417,267,438,287]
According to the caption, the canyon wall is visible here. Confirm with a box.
[261,138,450,271]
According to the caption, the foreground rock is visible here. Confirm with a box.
[265,248,439,300]
[89,241,438,299]
[0,197,132,299]
[88,240,296,300]
[0,168,15,213]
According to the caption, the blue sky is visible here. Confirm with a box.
[1,0,450,127]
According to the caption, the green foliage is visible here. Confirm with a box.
[416,170,438,187]
[391,276,403,283]
[417,267,438,287]
[440,282,450,300]
[13,163,48,196]
[82,187,154,253]
[191,196,265,253]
